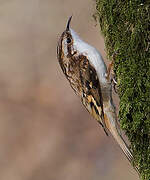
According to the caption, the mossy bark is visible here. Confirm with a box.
[96,0,150,179]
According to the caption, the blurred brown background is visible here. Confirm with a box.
[0,0,138,180]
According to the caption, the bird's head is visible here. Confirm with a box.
[57,16,80,65]
[57,16,107,85]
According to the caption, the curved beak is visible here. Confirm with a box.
[66,16,72,31]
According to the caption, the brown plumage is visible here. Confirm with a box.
[57,29,108,135]
[57,16,139,173]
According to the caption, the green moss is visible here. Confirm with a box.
[96,0,150,179]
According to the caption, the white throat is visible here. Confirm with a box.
[70,29,107,84]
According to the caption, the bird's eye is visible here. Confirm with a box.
[66,38,71,44]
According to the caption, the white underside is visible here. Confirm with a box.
[69,30,133,162]
[70,29,108,84]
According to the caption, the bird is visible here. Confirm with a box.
[57,16,134,166]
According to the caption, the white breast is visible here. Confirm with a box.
[70,29,107,84]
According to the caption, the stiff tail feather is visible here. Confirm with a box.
[109,122,140,174]
[109,125,133,162]
[104,109,139,174]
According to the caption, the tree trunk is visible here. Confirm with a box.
[96,1,150,179]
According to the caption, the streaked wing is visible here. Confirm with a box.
[79,55,108,135]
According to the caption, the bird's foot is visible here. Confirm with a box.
[111,75,118,93]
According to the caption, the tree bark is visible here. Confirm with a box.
[96,1,150,179]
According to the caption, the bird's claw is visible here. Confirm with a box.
[111,76,118,93]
